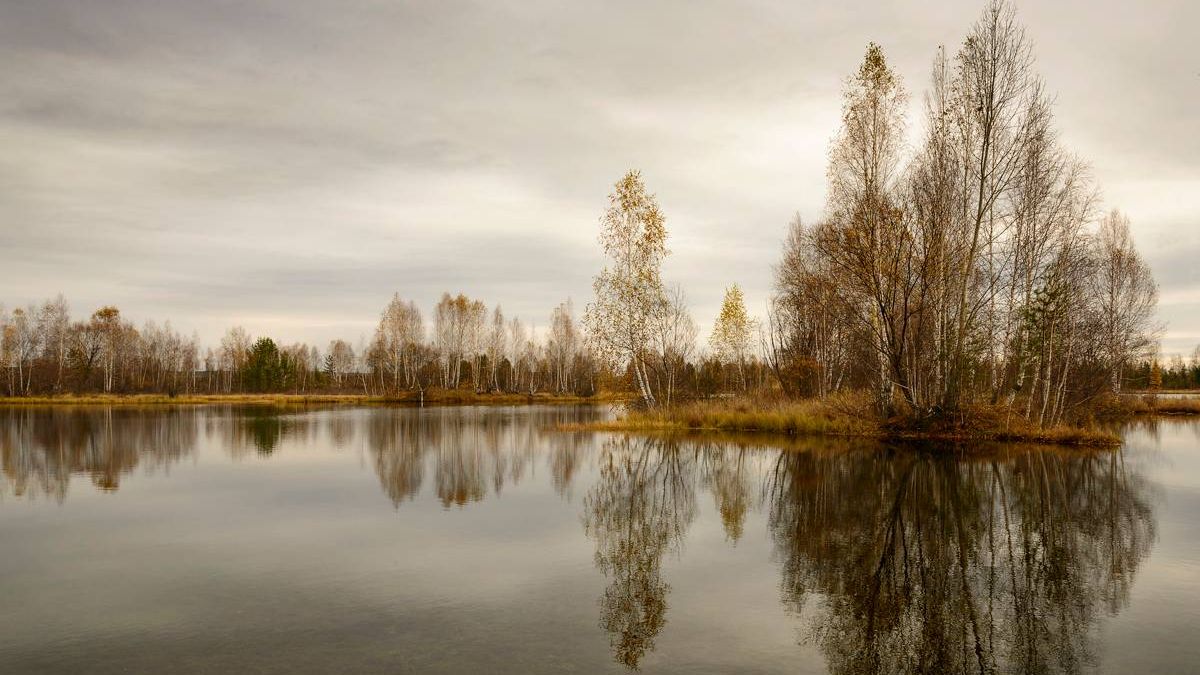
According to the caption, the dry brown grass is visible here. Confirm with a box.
[567,394,1121,447]
[1155,398,1200,415]
[568,392,876,436]
[1130,396,1200,415]
[1087,393,1200,418]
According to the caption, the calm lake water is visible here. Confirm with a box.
[1,405,1198,674]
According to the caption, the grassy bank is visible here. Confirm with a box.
[1114,395,1200,416]
[568,397,873,437]
[0,390,625,407]
[565,396,1123,447]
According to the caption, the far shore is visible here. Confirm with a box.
[0,390,628,407]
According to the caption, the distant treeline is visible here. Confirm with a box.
[1126,357,1200,392]
[0,293,598,397]
[0,292,769,399]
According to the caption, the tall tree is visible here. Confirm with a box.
[93,306,126,393]
[486,306,506,392]
[324,339,355,386]
[219,325,252,392]
[5,306,39,394]
[1090,209,1159,393]
[548,300,579,394]
[585,170,669,406]
[36,295,70,392]
[651,285,697,406]
[815,42,914,413]
[375,294,424,391]
[942,0,1039,409]
[433,293,486,390]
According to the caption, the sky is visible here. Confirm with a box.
[1,0,1197,355]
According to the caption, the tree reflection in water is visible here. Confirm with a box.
[365,406,599,507]
[243,411,285,456]
[700,443,756,543]
[0,405,602,505]
[578,435,1155,673]
[0,407,1158,674]
[0,406,199,499]
[583,436,698,669]
[766,444,1155,675]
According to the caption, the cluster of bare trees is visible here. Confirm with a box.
[365,292,599,396]
[576,3,1163,419]
[763,1,1159,425]
[3,277,762,399]
[0,298,204,396]
[0,302,322,396]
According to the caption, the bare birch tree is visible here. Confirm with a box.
[652,285,697,405]
[1089,209,1159,393]
[548,300,579,394]
[584,170,669,406]
[813,42,914,413]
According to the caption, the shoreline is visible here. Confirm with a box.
[4,392,1193,448]
[554,396,1192,448]
[559,419,1124,448]
[0,391,628,407]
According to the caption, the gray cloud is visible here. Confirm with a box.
[1,0,1196,352]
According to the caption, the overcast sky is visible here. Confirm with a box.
[1,0,1196,354]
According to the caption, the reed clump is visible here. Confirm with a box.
[1121,395,1200,416]
[1082,393,1200,420]
[573,394,1121,447]
[597,393,875,437]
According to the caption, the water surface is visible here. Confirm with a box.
[1,405,1197,673]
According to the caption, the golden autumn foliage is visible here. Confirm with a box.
[584,170,670,406]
